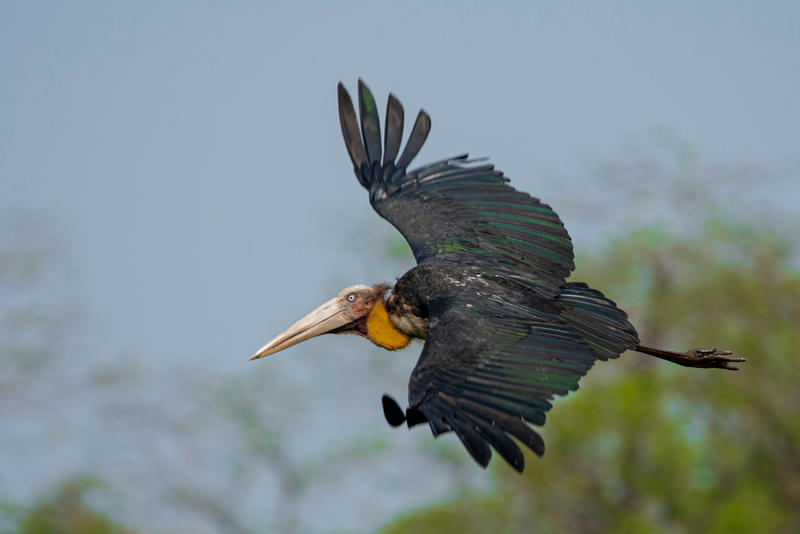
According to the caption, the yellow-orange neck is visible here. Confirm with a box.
[366,300,411,351]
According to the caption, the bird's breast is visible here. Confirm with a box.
[388,310,429,340]
[384,293,429,340]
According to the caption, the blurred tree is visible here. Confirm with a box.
[1,479,139,534]
[543,128,798,250]
[380,220,800,534]
[151,369,394,534]
[0,208,465,534]
[0,211,83,406]
[4,135,797,534]
[0,214,133,534]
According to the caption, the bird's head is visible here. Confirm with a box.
[249,283,406,360]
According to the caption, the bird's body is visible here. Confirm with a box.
[250,80,744,472]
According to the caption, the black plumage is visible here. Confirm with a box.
[337,81,640,471]
[250,80,743,473]
[335,80,742,471]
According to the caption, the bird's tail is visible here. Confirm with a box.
[557,282,640,361]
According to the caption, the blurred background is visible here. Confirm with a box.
[2,2,799,533]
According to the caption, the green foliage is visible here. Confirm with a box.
[380,220,800,534]
[2,479,138,534]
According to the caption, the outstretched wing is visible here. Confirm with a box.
[403,281,638,472]
[339,81,640,471]
[338,80,574,288]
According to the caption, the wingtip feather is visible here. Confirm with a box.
[383,93,404,166]
[337,82,368,172]
[357,79,382,167]
[396,109,431,169]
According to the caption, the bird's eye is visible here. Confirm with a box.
[347,294,356,302]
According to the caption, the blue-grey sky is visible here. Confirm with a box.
[3,1,799,366]
[2,3,799,530]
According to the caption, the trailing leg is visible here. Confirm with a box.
[635,345,745,371]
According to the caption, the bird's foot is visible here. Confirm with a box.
[382,394,407,427]
[680,348,746,371]
[382,394,429,428]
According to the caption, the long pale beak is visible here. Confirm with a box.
[249,296,349,360]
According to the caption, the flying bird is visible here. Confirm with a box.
[249,80,744,472]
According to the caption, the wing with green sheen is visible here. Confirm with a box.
[338,81,574,288]
[405,294,600,471]
[338,81,639,471]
